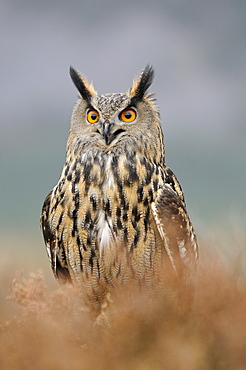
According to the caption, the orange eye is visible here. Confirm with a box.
[120,108,137,123]
[87,110,99,124]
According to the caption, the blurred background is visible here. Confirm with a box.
[0,0,245,282]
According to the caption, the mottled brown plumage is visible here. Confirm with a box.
[41,66,198,312]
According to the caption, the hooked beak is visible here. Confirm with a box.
[102,121,126,146]
[103,121,112,145]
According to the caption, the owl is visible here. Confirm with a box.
[41,66,198,312]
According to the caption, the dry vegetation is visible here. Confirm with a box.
[1,234,246,369]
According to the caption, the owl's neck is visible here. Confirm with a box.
[67,135,165,170]
[64,147,165,199]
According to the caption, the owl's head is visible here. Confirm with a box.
[68,66,164,163]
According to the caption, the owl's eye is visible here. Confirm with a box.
[119,108,137,123]
[87,110,99,124]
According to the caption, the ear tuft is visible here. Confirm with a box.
[130,65,154,101]
[69,66,97,103]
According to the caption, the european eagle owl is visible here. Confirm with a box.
[41,66,198,312]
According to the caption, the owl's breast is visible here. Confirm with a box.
[51,151,162,262]
[91,152,162,255]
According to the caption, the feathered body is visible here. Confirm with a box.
[41,66,198,311]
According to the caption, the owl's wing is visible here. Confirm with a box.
[152,167,198,282]
[40,191,71,284]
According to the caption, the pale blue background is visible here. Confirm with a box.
[1,0,245,276]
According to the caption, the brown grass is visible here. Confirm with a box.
[1,249,246,369]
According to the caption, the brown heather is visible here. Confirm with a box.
[1,247,246,370]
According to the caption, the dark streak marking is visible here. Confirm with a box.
[145,171,152,185]
[116,206,121,218]
[111,155,119,174]
[132,205,141,222]
[72,216,78,237]
[60,191,65,200]
[137,186,144,202]
[123,211,128,222]
[57,213,63,229]
[89,247,95,268]
[83,162,93,181]
[143,197,149,207]
[149,188,154,202]
[90,195,97,211]
[117,218,123,230]
[64,165,69,177]
[144,206,150,233]
[74,192,80,206]
[87,236,92,247]
[133,228,140,246]
[74,170,81,184]
[123,228,128,243]
[71,182,76,194]
[96,259,100,278]
[76,235,81,247]
[124,179,131,187]
[84,209,91,229]
[125,162,139,183]
[78,247,84,271]
[72,158,79,172]
[153,179,158,192]
[104,198,111,216]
